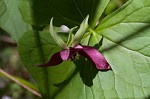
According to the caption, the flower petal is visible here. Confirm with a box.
[36,52,63,67]
[60,49,70,60]
[36,49,70,67]
[75,45,83,49]
[78,46,110,70]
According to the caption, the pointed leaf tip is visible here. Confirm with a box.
[72,15,89,47]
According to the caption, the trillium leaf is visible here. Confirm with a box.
[95,0,150,98]
[18,30,76,98]
[0,0,31,42]
[96,0,150,31]
[18,0,110,28]
[89,0,110,28]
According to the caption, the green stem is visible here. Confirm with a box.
[0,68,41,98]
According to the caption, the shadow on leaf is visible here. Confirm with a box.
[74,56,99,87]
[102,25,150,54]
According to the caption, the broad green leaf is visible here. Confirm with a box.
[89,0,110,28]
[94,0,150,98]
[96,0,150,30]
[18,31,76,98]
[0,0,32,42]
[19,0,110,28]
[94,23,150,98]
[104,0,128,15]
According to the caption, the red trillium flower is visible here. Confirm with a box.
[37,45,110,70]
[35,16,110,70]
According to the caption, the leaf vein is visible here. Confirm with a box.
[72,0,84,19]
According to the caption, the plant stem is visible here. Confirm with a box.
[0,68,41,98]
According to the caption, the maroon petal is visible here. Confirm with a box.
[36,49,70,67]
[78,46,110,70]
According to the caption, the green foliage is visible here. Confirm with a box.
[18,31,75,98]
[18,0,109,28]
[0,0,31,42]
[1,0,150,98]
[49,18,68,49]
[72,15,89,47]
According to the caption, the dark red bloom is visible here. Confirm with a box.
[37,45,110,70]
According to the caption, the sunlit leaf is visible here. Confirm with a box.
[0,0,31,42]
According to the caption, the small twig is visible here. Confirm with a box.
[0,35,17,46]
[0,68,41,98]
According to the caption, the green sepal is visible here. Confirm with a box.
[66,26,78,47]
[49,18,68,49]
[72,15,89,47]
